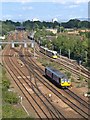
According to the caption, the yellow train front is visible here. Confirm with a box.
[40,46,58,59]
[46,49,58,59]
[45,67,71,88]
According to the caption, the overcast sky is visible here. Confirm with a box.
[1,0,89,22]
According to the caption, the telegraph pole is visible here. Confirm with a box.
[34,40,35,57]
[85,51,87,63]
[68,49,70,59]
[60,49,61,57]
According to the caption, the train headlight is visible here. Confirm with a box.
[68,79,71,83]
[61,79,64,83]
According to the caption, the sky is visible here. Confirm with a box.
[0,0,89,22]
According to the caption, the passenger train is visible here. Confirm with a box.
[40,46,58,58]
[45,67,71,88]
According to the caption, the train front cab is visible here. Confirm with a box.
[52,52,58,59]
[60,79,71,88]
[52,55,58,59]
[40,46,48,55]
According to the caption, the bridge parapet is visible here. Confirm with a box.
[0,41,29,48]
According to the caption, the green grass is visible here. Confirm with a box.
[1,66,33,118]
[88,79,90,89]
[71,78,75,82]
[64,71,71,78]
[78,75,84,81]
[0,65,2,119]
[2,104,27,118]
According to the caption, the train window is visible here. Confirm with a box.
[52,52,57,56]
[59,78,61,83]
[64,79,68,82]
[54,53,57,56]
[68,79,70,82]
[61,79,65,83]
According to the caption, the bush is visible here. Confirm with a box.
[59,67,63,71]
[71,78,74,82]
[78,75,84,81]
[2,69,11,90]
[65,71,71,78]
[2,79,10,90]
[3,91,19,104]
[2,104,28,118]
[87,91,90,94]
[88,79,90,88]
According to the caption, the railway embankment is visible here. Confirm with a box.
[1,49,31,119]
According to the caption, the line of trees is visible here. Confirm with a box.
[40,33,88,64]
[0,19,90,35]
[0,19,90,69]
[34,28,89,68]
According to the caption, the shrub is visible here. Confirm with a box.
[78,75,84,81]
[65,71,71,78]
[88,79,90,88]
[2,79,10,89]
[59,68,63,71]
[3,91,19,104]
[71,78,74,82]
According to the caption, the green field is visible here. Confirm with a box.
[0,65,2,119]
[0,65,33,119]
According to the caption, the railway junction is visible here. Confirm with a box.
[1,31,90,119]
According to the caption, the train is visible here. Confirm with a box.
[45,67,71,88]
[40,46,58,58]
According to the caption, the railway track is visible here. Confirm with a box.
[58,55,90,77]
[12,48,68,119]
[3,46,44,119]
[10,51,66,119]
[28,55,90,108]
[27,49,89,105]
[3,45,67,119]
[16,48,89,119]
[2,32,88,119]
[35,45,90,79]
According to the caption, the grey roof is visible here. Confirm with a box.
[16,26,26,30]
[46,67,67,79]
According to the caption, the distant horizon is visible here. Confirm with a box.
[1,2,88,22]
[0,17,89,23]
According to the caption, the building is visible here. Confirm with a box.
[0,35,5,40]
[15,26,26,31]
[46,28,57,34]
[52,18,58,23]
[32,18,39,22]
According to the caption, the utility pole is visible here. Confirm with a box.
[79,60,82,76]
[68,49,70,59]
[59,22,62,33]
[20,96,29,116]
[33,39,35,58]
[60,49,61,57]
[85,51,87,63]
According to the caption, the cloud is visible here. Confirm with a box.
[67,14,81,19]
[1,0,32,2]
[2,14,13,19]
[22,6,33,10]
[18,14,22,17]
[68,4,79,8]
[74,0,89,4]
[1,0,89,3]
[20,0,32,4]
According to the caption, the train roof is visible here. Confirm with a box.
[46,67,68,79]
[47,49,57,54]
[40,46,48,50]
[40,46,57,53]
[15,26,26,31]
